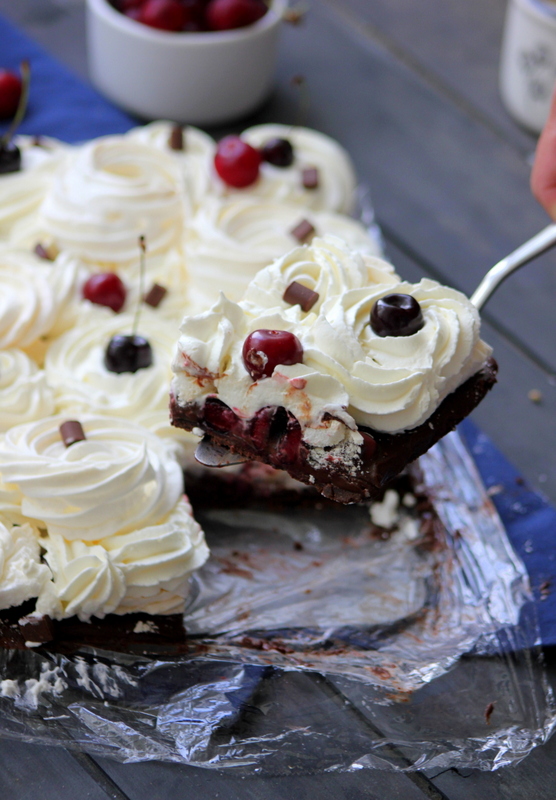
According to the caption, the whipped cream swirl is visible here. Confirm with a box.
[0,349,55,432]
[172,236,491,435]
[40,135,186,263]
[45,308,177,436]
[236,124,357,214]
[36,498,208,620]
[0,521,52,610]
[0,415,184,541]
[184,196,382,308]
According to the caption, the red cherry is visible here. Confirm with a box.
[206,0,267,30]
[138,0,187,30]
[83,273,127,312]
[0,70,22,120]
[242,329,303,381]
[203,398,240,433]
[214,135,261,188]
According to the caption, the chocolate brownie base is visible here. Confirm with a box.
[171,357,498,504]
[0,601,187,655]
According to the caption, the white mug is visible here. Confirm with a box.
[500,0,556,133]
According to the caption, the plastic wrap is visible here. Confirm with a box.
[0,430,553,773]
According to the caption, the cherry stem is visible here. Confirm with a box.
[1,60,30,149]
[290,74,309,128]
[133,235,146,336]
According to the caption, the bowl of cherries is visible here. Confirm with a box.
[86,0,287,125]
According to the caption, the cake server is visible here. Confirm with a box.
[471,222,556,309]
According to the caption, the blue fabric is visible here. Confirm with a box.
[459,419,556,646]
[0,13,138,142]
[1,14,555,644]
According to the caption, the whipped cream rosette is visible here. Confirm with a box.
[0,246,81,359]
[127,122,215,212]
[0,519,52,610]
[0,135,70,245]
[44,308,191,446]
[35,497,208,621]
[183,196,382,309]
[0,349,55,431]
[39,135,187,265]
[223,124,357,214]
[0,415,184,541]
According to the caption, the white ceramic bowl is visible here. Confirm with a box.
[86,0,286,125]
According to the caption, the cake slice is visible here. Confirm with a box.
[170,236,496,503]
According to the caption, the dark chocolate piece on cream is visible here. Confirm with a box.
[290,219,316,243]
[302,167,319,189]
[144,283,167,308]
[59,420,86,447]
[169,125,184,151]
[283,280,319,312]
[34,242,53,261]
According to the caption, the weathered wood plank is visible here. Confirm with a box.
[334,0,537,155]
[0,739,117,800]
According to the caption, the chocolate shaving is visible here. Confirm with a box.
[302,167,319,189]
[283,280,319,312]
[34,242,53,261]
[484,701,495,725]
[18,614,54,644]
[290,218,315,243]
[59,420,86,448]
[144,283,167,308]
[169,125,184,151]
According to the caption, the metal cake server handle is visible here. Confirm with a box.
[471,222,556,310]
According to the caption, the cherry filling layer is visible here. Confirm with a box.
[200,397,374,472]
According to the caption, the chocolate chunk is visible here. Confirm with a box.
[169,125,184,151]
[144,283,167,308]
[283,280,319,312]
[34,242,53,261]
[290,219,315,243]
[302,167,319,189]
[59,420,86,447]
[18,614,54,644]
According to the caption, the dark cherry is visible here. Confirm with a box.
[203,398,240,433]
[261,137,294,168]
[138,0,187,30]
[214,135,261,188]
[370,293,424,338]
[275,413,302,465]
[83,272,127,312]
[0,70,22,120]
[104,334,153,374]
[0,140,21,175]
[242,329,303,381]
[206,0,267,31]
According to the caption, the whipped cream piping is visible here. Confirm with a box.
[0,349,55,432]
[172,236,492,436]
[39,136,187,264]
[0,521,52,610]
[0,415,184,541]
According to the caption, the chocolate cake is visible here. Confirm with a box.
[171,236,496,503]
[171,358,497,503]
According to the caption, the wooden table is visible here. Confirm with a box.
[1,0,556,797]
